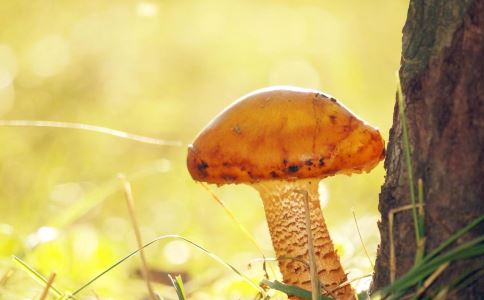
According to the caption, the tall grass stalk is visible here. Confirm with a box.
[38,272,56,300]
[396,82,422,248]
[119,174,156,300]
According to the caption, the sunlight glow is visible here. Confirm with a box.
[0,68,12,90]
[136,2,159,17]
[30,35,71,77]
[269,58,321,89]
[50,182,84,203]
[0,45,17,81]
[318,181,329,208]
[73,226,99,260]
[333,234,355,260]
[0,85,14,116]
[26,226,59,248]
[0,224,13,235]
[0,45,16,115]
[354,275,372,293]
[164,240,191,265]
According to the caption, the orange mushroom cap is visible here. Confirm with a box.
[187,86,385,185]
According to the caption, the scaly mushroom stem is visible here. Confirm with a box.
[253,179,355,300]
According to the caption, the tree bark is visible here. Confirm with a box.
[372,0,484,299]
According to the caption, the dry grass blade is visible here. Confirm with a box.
[91,290,101,300]
[352,211,374,269]
[0,268,14,286]
[38,272,56,300]
[301,190,319,300]
[388,203,424,283]
[415,262,449,297]
[200,182,271,279]
[0,119,182,146]
[119,174,157,300]
[12,256,63,297]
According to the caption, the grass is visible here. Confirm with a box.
[13,234,267,299]
[119,174,157,300]
[169,274,187,300]
[396,82,425,261]
[0,120,182,147]
[373,80,484,299]
[38,272,56,300]
[1,86,482,299]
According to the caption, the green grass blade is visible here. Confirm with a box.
[381,235,484,297]
[261,280,333,300]
[415,179,426,264]
[396,79,421,245]
[12,256,63,298]
[70,235,265,297]
[169,274,187,300]
[422,215,484,263]
[443,263,484,297]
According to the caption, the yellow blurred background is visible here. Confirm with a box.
[0,1,407,299]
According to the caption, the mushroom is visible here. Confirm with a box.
[187,86,385,299]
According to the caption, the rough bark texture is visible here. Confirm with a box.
[254,180,355,299]
[372,0,484,298]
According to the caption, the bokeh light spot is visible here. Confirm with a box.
[163,240,191,265]
[30,35,71,77]
[0,85,14,116]
[0,223,13,235]
[0,45,16,115]
[50,182,85,204]
[73,225,99,260]
[0,68,12,89]
[26,226,59,248]
[0,44,17,81]
[136,2,159,17]
[354,276,372,293]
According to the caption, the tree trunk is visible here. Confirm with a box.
[372,0,484,299]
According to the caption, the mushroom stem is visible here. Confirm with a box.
[253,179,355,300]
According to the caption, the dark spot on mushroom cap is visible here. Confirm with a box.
[318,158,325,167]
[198,161,208,170]
[270,171,279,178]
[197,161,209,176]
[329,97,337,103]
[287,165,300,173]
[305,159,313,166]
[283,159,288,166]
[329,115,337,124]
[232,124,242,135]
